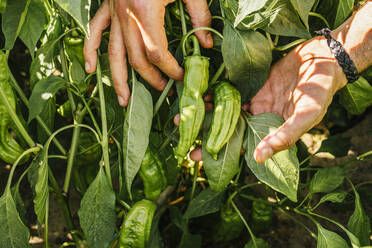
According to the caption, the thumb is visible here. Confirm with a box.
[184,0,213,48]
[253,109,322,163]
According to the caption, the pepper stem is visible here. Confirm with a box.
[190,35,201,56]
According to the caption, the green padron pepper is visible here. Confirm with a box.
[139,148,167,201]
[213,203,244,242]
[251,201,272,233]
[0,0,6,13]
[0,51,27,164]
[175,36,209,164]
[64,33,85,66]
[206,81,241,159]
[119,199,157,248]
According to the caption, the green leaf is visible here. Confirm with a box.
[317,135,351,157]
[339,77,372,115]
[244,113,299,202]
[290,0,316,29]
[334,0,354,28]
[183,188,225,219]
[147,217,164,248]
[222,22,272,102]
[123,78,153,198]
[316,223,349,248]
[33,149,49,224]
[19,0,47,57]
[0,0,6,13]
[54,0,91,37]
[309,166,347,194]
[202,114,245,192]
[37,98,56,143]
[11,185,27,225]
[0,188,31,248]
[318,191,348,206]
[28,75,66,122]
[1,0,30,50]
[179,233,202,248]
[245,238,270,248]
[234,0,269,27]
[78,167,116,248]
[348,187,371,246]
[264,0,310,38]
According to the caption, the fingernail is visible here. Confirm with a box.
[255,142,273,163]
[85,61,91,72]
[118,96,126,106]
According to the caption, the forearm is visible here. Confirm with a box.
[333,1,372,73]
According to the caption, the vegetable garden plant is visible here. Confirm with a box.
[0,0,372,247]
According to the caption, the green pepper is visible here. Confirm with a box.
[0,0,6,13]
[64,35,85,66]
[206,81,241,159]
[175,36,209,164]
[0,52,27,164]
[213,203,244,242]
[139,148,167,201]
[119,199,157,248]
[251,201,272,233]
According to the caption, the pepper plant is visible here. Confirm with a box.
[0,0,371,247]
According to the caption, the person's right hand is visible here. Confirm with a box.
[84,0,213,107]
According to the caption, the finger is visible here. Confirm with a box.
[127,5,184,81]
[184,0,213,48]
[119,10,168,91]
[108,13,130,107]
[190,148,202,161]
[254,96,325,164]
[174,114,180,126]
[84,0,111,73]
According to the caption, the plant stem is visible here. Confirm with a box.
[273,39,307,51]
[178,0,187,36]
[309,12,330,29]
[96,58,112,187]
[209,63,225,86]
[278,207,317,239]
[231,201,257,248]
[60,48,76,113]
[7,73,67,154]
[0,83,35,148]
[154,79,174,116]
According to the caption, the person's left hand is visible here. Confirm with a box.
[174,35,348,163]
[84,0,213,107]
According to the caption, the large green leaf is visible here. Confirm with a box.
[244,113,299,202]
[37,98,56,143]
[183,188,225,219]
[78,167,116,248]
[339,77,372,115]
[317,135,351,157]
[234,0,269,27]
[19,0,47,57]
[123,77,153,198]
[0,188,31,248]
[202,114,245,192]
[28,75,66,122]
[316,223,349,248]
[54,0,91,36]
[264,0,310,38]
[348,187,371,246]
[309,166,347,194]
[290,0,316,29]
[222,22,272,102]
[1,0,30,50]
[334,0,354,28]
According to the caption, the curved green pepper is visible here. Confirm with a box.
[0,52,27,164]
[139,148,167,201]
[251,200,272,233]
[64,35,85,66]
[214,203,244,242]
[119,199,157,248]
[175,36,209,164]
[206,81,241,159]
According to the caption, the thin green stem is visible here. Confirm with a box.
[7,73,66,154]
[239,182,262,191]
[181,27,223,56]
[0,85,35,148]
[97,58,112,187]
[80,94,102,138]
[190,162,199,201]
[239,194,278,207]
[60,48,76,113]
[178,0,187,36]
[154,79,174,116]
[309,12,330,29]
[44,197,50,248]
[297,193,310,209]
[209,63,225,86]
[273,39,307,51]
[48,155,68,160]
[278,208,317,239]
[231,201,257,247]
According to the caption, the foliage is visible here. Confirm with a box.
[0,0,371,247]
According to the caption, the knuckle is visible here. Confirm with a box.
[128,56,142,70]
[130,0,146,12]
[108,44,123,58]
[146,48,162,64]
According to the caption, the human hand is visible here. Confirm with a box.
[174,36,348,163]
[84,0,213,107]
